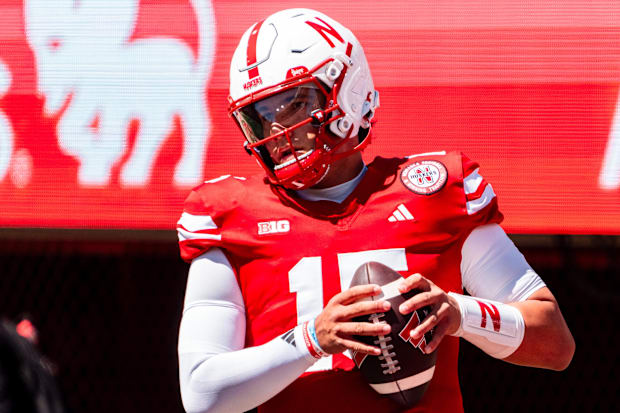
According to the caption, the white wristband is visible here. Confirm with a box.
[448,292,525,359]
[298,320,329,359]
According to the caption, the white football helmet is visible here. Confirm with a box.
[228,8,379,189]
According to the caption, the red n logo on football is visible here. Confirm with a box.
[398,311,427,352]
[352,350,368,368]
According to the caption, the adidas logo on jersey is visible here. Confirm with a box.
[388,204,415,222]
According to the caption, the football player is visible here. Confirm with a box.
[177,8,575,413]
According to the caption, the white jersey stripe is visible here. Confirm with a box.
[466,184,496,215]
[393,210,405,221]
[177,227,222,242]
[177,212,218,232]
[397,204,414,220]
[205,174,231,184]
[463,168,482,195]
[405,151,447,159]
[369,366,435,394]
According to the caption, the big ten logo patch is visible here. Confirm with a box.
[257,219,290,235]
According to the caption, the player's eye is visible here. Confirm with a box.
[292,100,307,110]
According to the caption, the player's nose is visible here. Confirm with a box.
[266,123,291,155]
[270,122,286,136]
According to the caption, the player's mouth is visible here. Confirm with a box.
[274,149,313,170]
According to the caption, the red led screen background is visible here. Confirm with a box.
[0,0,619,233]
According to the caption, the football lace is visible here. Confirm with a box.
[369,313,401,375]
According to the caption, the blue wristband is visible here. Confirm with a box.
[307,318,328,357]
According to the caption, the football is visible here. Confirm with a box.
[350,261,437,408]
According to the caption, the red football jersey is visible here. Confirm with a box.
[178,151,503,413]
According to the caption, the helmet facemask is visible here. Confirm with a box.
[231,60,351,189]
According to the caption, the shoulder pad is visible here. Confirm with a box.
[177,175,251,262]
[184,175,249,217]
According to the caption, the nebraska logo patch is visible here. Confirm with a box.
[401,160,448,195]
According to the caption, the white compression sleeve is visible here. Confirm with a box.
[460,224,546,302]
[178,249,316,413]
[454,224,546,358]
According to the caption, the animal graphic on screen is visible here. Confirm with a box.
[25,0,215,187]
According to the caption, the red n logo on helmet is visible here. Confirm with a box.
[305,17,344,48]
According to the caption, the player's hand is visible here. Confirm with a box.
[314,284,392,356]
[398,273,461,354]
